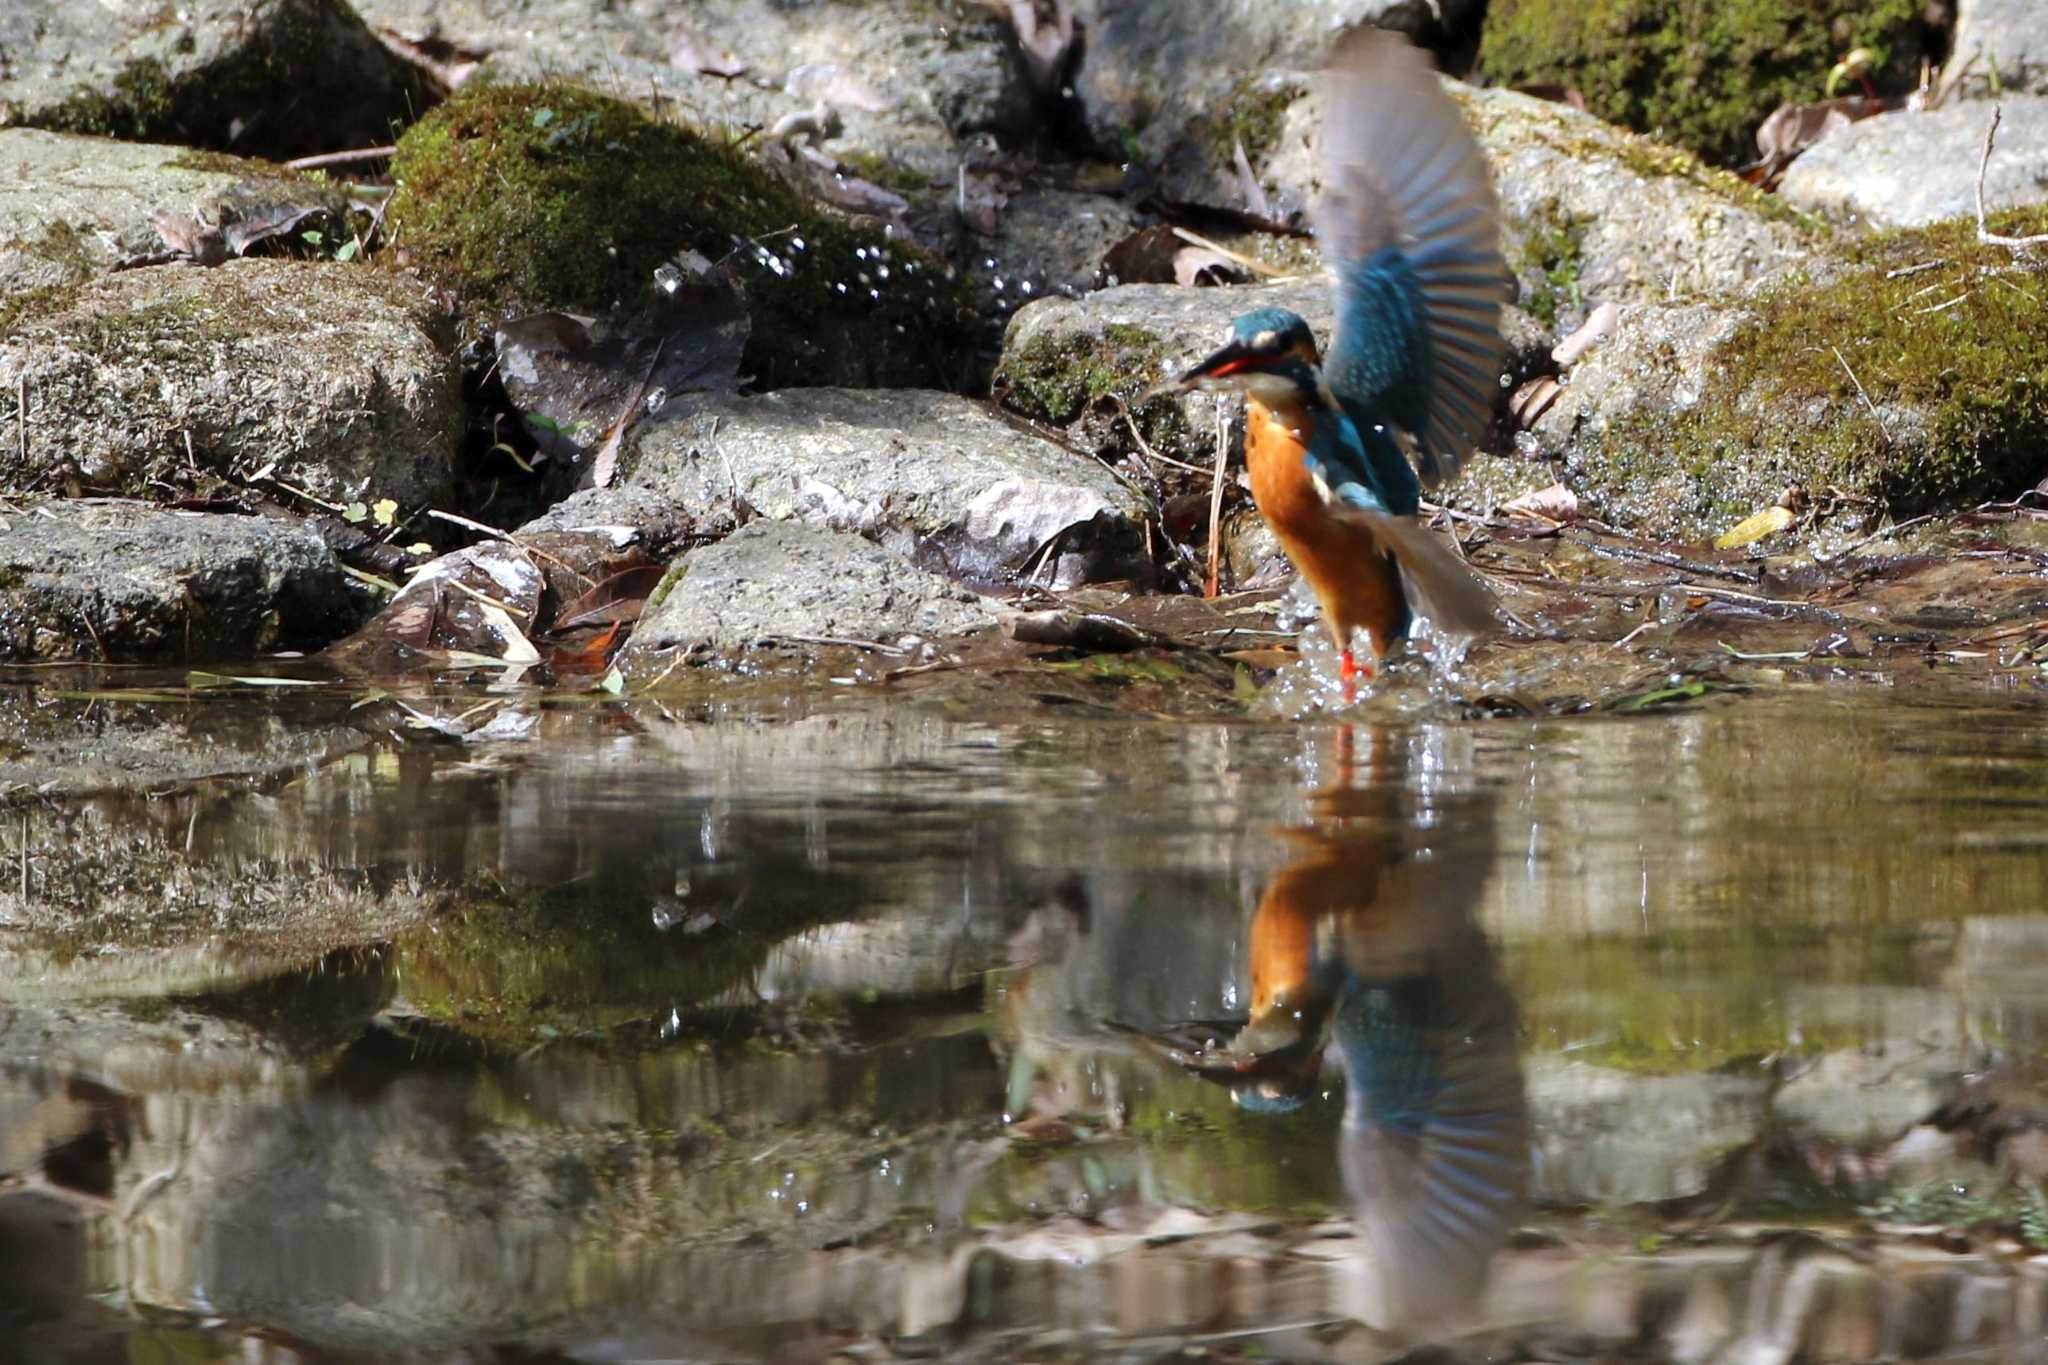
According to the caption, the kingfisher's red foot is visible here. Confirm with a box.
[1339,648,1373,704]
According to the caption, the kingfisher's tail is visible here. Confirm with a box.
[1333,504,1498,642]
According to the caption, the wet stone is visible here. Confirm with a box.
[0,259,461,510]
[0,501,354,664]
[618,520,998,673]
[0,0,428,161]
[610,387,1147,586]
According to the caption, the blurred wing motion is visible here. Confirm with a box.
[1315,26,1506,490]
[1334,918,1529,1330]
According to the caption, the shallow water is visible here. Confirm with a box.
[7,682,2048,1361]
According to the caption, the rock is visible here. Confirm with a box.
[1265,83,1817,322]
[0,501,354,663]
[1526,211,2048,538]
[1775,1051,1951,1146]
[355,0,1034,197]
[0,0,429,161]
[0,259,461,509]
[607,387,1147,587]
[996,277,1329,459]
[0,129,353,297]
[386,82,977,391]
[1066,0,1460,205]
[1949,0,2047,95]
[1778,95,2048,229]
[1475,0,1926,165]
[975,189,1143,313]
[617,521,997,673]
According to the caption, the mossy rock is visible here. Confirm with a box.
[1556,207,2048,537]
[384,81,978,390]
[1477,0,1926,165]
[18,0,427,162]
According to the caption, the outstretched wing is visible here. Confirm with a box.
[1315,27,1506,489]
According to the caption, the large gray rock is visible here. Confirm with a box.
[0,259,460,508]
[354,0,1034,193]
[0,129,352,297]
[606,387,1147,586]
[1949,0,2047,95]
[619,521,996,674]
[1067,0,1467,202]
[1779,95,2048,229]
[0,500,353,663]
[0,0,428,161]
[1265,82,1817,318]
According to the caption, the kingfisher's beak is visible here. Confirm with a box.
[1140,338,1257,401]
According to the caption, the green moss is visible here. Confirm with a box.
[1573,207,2048,537]
[1194,75,1300,166]
[833,149,933,194]
[1516,203,1586,330]
[385,82,976,389]
[994,320,1190,455]
[40,57,177,141]
[1479,0,1924,164]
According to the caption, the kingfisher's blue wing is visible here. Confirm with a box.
[1314,28,1506,489]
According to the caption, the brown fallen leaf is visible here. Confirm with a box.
[1502,482,1582,523]
[551,564,667,631]
[1101,224,1243,288]
[1753,96,1891,181]
[549,619,625,674]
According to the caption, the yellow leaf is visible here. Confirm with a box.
[373,497,399,526]
[1714,505,1794,549]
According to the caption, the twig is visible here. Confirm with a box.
[15,376,25,469]
[1612,620,1658,650]
[426,507,512,540]
[1111,395,1209,475]
[284,144,398,170]
[1830,344,1892,447]
[1975,107,2048,250]
[1204,400,1229,597]
[1815,510,1939,563]
[756,634,910,655]
[1884,260,1949,280]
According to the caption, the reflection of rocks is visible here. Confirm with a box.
[0,129,351,294]
[1526,1060,1771,1203]
[1779,95,2048,228]
[0,260,461,509]
[0,501,354,664]
[1,0,427,160]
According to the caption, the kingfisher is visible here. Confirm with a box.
[1173,27,1504,697]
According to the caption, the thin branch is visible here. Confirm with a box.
[1203,400,1229,598]
[1975,106,2048,250]
[284,144,397,170]
[1830,344,1893,448]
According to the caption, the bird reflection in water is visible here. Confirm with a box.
[1140,725,1529,1331]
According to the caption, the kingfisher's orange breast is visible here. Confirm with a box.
[1244,396,1407,657]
